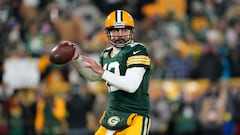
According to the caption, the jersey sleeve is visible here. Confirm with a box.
[127,44,151,68]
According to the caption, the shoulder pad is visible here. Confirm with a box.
[103,47,113,52]
[127,42,145,48]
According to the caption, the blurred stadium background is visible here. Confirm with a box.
[0,0,240,135]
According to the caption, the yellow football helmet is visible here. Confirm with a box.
[105,10,135,47]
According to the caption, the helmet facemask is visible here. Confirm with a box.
[106,27,134,48]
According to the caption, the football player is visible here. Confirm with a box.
[66,9,152,135]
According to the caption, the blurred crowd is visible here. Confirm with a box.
[0,0,240,135]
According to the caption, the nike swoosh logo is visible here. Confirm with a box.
[133,50,141,54]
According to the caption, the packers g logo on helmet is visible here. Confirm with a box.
[107,116,121,127]
[105,10,134,29]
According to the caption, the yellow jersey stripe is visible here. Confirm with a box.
[127,55,150,61]
[127,59,150,66]
[127,55,150,66]
[127,61,150,66]
[127,59,150,64]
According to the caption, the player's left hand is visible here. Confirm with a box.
[80,55,104,75]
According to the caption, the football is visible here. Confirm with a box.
[49,42,76,65]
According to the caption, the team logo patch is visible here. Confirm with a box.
[107,116,120,127]
[103,52,108,58]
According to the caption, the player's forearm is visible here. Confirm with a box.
[102,67,146,93]
[73,57,102,81]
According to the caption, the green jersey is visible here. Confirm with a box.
[99,42,152,117]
